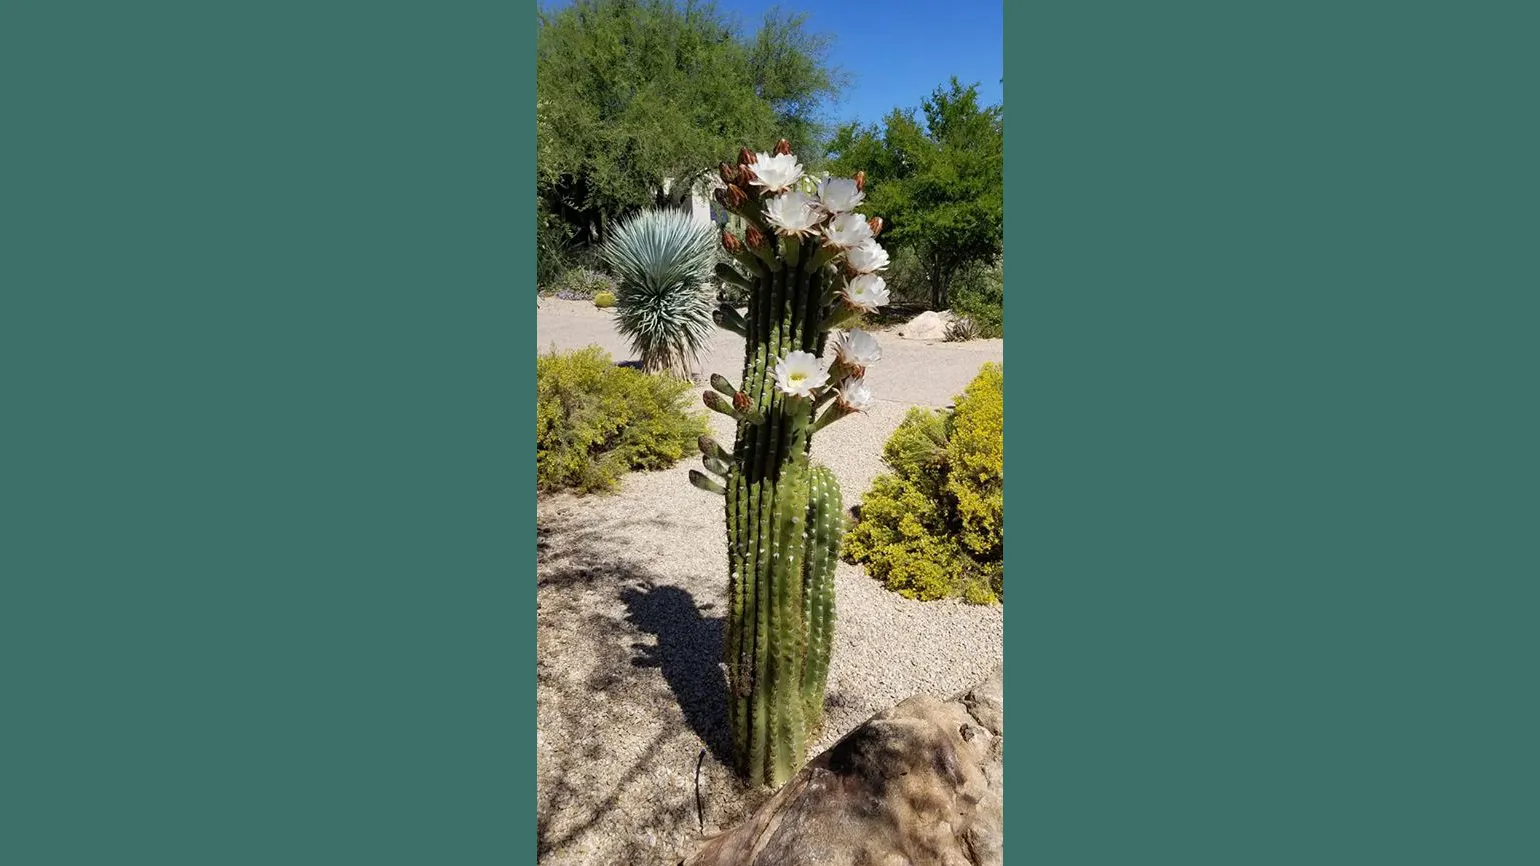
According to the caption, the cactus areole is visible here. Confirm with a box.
[691,140,890,788]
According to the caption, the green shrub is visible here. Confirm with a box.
[537,200,573,289]
[550,266,617,299]
[536,346,708,494]
[948,363,1004,561]
[952,260,1003,338]
[592,291,616,308]
[845,363,1004,602]
[880,247,933,306]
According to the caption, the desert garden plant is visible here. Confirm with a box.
[945,316,980,342]
[536,346,707,494]
[845,363,1004,603]
[690,140,892,788]
[599,209,718,375]
[546,266,616,300]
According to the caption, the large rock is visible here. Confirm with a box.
[682,669,1004,866]
[897,310,956,341]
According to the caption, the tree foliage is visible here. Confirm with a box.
[537,0,841,248]
[826,78,1003,309]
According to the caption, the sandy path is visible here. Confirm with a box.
[535,298,1004,864]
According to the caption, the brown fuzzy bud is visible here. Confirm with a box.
[745,226,766,250]
[854,171,866,192]
[732,391,752,413]
[725,184,748,209]
[738,146,757,166]
[868,216,883,237]
[721,230,742,255]
[718,162,738,185]
[773,138,792,156]
[703,391,731,414]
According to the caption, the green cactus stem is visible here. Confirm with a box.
[691,140,885,789]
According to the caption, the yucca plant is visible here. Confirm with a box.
[600,209,719,376]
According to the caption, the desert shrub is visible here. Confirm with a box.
[549,266,617,300]
[600,209,717,375]
[948,363,1004,561]
[592,291,616,308]
[845,363,1004,602]
[536,346,708,494]
[951,260,1003,338]
[537,200,574,289]
[879,246,933,306]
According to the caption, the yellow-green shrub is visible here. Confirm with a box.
[948,363,1004,560]
[845,363,1004,603]
[536,346,708,493]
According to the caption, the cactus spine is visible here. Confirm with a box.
[694,140,888,788]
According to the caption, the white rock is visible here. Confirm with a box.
[896,310,956,341]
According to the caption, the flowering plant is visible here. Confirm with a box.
[691,139,893,789]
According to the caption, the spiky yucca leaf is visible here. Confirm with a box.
[600,209,718,376]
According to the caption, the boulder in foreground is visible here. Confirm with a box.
[682,668,1004,866]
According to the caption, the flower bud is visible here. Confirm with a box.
[703,391,737,417]
[868,216,883,237]
[718,162,738,185]
[738,146,757,166]
[773,138,792,156]
[721,230,742,255]
[724,184,749,209]
[732,391,752,413]
[854,170,866,193]
[745,226,766,250]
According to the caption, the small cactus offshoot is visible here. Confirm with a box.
[692,139,890,789]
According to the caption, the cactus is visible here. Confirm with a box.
[693,140,890,788]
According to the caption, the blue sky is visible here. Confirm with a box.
[543,0,1003,127]
[714,0,1003,125]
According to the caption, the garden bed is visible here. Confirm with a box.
[535,299,1005,864]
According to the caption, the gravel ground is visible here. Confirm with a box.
[536,298,1004,865]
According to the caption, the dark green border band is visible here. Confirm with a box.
[1008,1,1538,862]
[4,2,531,863]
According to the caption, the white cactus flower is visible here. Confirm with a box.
[748,152,804,193]
[845,238,891,274]
[834,328,883,366]
[841,274,890,311]
[837,376,874,411]
[773,350,829,398]
[763,191,822,237]
[816,177,865,214]
[822,212,874,249]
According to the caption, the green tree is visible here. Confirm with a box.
[537,0,841,248]
[827,78,1003,310]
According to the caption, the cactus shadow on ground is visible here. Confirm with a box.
[619,582,733,767]
[537,558,714,863]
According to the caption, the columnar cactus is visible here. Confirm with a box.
[688,140,891,788]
